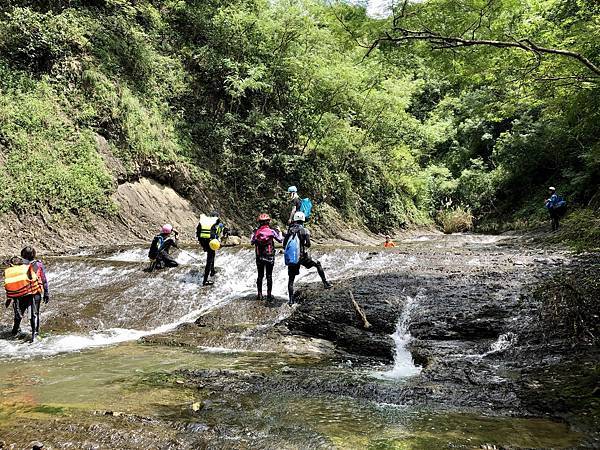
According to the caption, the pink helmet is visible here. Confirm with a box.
[161,224,173,234]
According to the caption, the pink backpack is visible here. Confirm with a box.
[255,227,274,258]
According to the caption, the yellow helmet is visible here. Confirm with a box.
[209,239,221,251]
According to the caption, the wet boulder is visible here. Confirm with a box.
[285,275,407,361]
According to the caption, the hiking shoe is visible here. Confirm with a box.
[266,295,274,302]
[203,280,214,286]
[11,326,20,337]
[257,294,264,301]
[323,281,333,289]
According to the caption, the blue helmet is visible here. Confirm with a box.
[287,186,298,193]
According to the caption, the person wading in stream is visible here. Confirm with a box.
[284,211,332,306]
[3,246,50,342]
[196,211,225,286]
[544,186,567,232]
[251,213,283,301]
[148,224,179,270]
[384,235,396,248]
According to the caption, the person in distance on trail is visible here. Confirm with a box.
[148,224,179,270]
[283,211,332,306]
[384,235,396,248]
[250,213,283,301]
[287,185,302,225]
[544,186,567,232]
[196,211,225,286]
[4,246,50,342]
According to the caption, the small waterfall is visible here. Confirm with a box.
[379,295,421,379]
[484,332,517,356]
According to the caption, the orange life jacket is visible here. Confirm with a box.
[384,241,396,248]
[3,263,44,299]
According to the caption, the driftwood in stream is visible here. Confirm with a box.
[350,291,371,329]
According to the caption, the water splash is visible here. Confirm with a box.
[485,332,517,356]
[377,295,421,379]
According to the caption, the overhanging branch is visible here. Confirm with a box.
[370,27,600,77]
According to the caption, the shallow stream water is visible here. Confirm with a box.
[0,234,584,448]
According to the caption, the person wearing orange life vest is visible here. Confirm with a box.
[250,213,283,301]
[384,235,396,248]
[4,246,50,342]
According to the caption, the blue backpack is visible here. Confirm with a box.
[284,233,300,265]
[299,198,313,219]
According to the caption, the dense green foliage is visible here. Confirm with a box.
[0,0,598,230]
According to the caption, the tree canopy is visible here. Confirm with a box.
[0,0,597,230]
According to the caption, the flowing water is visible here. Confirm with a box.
[377,295,422,380]
[0,235,585,448]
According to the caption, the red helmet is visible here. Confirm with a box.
[257,213,271,222]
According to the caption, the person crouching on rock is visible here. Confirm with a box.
[284,211,332,306]
[148,224,179,270]
[251,213,283,301]
[4,246,50,342]
[196,211,225,286]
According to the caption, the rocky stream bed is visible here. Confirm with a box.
[0,233,598,449]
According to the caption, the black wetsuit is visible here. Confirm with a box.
[549,208,561,231]
[251,225,283,299]
[198,237,216,283]
[149,234,179,269]
[13,295,41,336]
[283,223,329,303]
[288,196,302,224]
[196,219,224,284]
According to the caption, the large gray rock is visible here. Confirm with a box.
[285,275,405,360]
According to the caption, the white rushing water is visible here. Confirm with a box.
[0,247,417,359]
[485,332,517,356]
[377,295,421,379]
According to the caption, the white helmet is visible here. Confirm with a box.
[293,211,306,222]
[548,186,556,191]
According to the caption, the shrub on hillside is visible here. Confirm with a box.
[437,207,474,234]
[0,8,89,74]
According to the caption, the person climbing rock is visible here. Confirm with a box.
[544,187,567,232]
[287,186,302,225]
[250,213,283,301]
[148,224,179,270]
[384,235,396,248]
[196,211,225,286]
[4,246,50,342]
[284,211,332,305]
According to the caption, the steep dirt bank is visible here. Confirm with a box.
[0,177,202,256]
[0,176,403,256]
